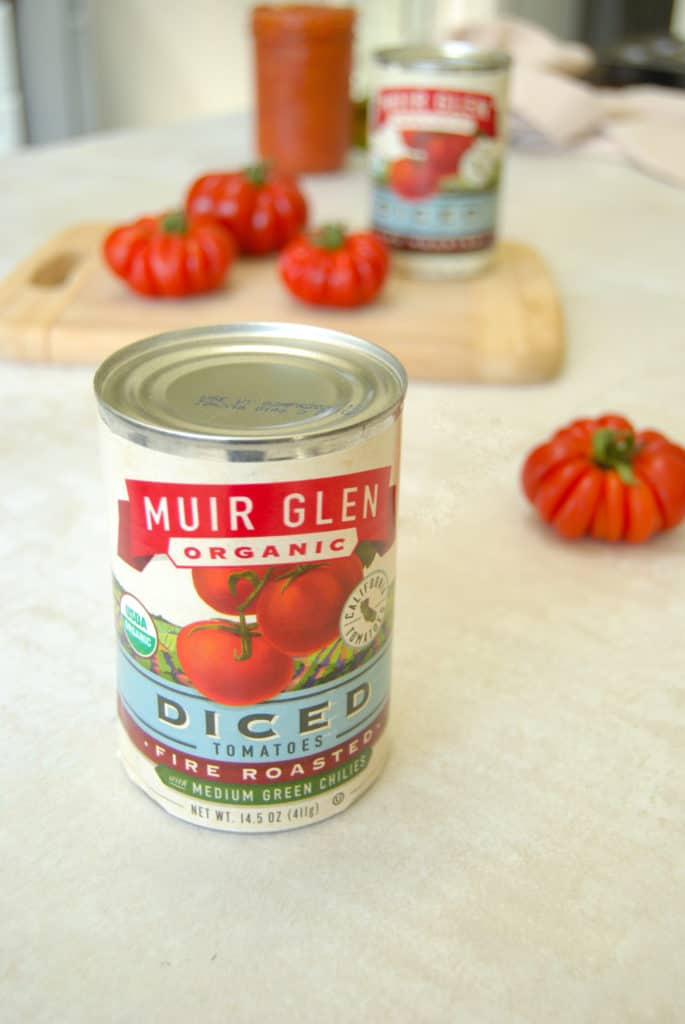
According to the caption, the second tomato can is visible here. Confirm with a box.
[369,43,510,279]
[94,323,407,833]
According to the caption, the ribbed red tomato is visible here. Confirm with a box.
[103,212,235,297]
[176,619,292,705]
[279,225,389,307]
[185,163,307,254]
[255,556,364,655]
[522,414,685,542]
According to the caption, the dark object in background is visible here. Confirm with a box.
[579,0,685,89]
[580,0,673,50]
[590,33,685,89]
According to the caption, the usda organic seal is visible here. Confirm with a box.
[120,594,158,657]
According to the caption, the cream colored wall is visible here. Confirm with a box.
[88,1,585,133]
[88,1,418,132]
[90,0,255,130]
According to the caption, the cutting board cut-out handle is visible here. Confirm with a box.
[30,250,84,288]
[0,222,108,360]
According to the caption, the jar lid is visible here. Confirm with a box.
[252,5,355,38]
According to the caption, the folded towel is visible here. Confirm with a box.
[448,16,685,187]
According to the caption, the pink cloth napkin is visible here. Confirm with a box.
[448,17,685,188]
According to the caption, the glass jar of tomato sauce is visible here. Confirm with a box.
[252,4,356,173]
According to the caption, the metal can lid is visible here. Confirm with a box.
[373,41,511,73]
[94,322,407,448]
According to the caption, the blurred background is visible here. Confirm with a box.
[1,0,684,153]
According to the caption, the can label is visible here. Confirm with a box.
[370,86,503,253]
[102,425,400,831]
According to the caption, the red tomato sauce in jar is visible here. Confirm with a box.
[94,323,406,833]
[252,5,355,173]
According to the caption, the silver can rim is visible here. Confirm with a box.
[373,41,511,73]
[93,321,408,451]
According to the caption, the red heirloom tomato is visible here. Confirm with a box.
[103,211,235,297]
[388,157,436,199]
[176,619,292,705]
[185,163,307,255]
[279,224,389,307]
[522,413,685,543]
[191,564,293,616]
[255,556,364,656]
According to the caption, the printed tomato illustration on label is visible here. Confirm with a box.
[115,468,395,707]
[174,555,366,703]
[176,618,294,705]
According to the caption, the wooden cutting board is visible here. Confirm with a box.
[0,222,563,382]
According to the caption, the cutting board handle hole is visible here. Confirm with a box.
[31,251,82,288]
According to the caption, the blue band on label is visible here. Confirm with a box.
[117,644,392,764]
[372,185,497,241]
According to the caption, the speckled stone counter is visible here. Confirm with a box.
[2,114,684,1023]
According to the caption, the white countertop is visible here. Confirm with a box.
[2,114,685,1023]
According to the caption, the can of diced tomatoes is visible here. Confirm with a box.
[369,43,510,279]
[94,323,407,832]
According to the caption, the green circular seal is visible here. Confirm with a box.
[120,593,158,657]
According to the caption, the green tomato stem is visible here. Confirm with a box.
[161,211,188,234]
[183,618,259,658]
[228,569,270,614]
[311,223,347,251]
[274,562,325,593]
[243,161,270,186]
[233,612,255,662]
[592,427,638,485]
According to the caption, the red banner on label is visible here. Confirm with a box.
[117,468,396,570]
[118,697,388,784]
[374,87,496,135]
